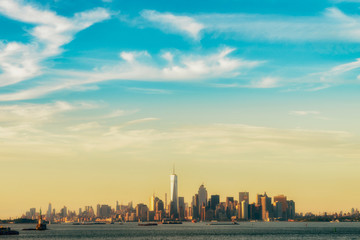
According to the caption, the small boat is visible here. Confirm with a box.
[0,226,19,235]
[161,220,182,224]
[138,222,158,226]
[208,221,238,225]
[72,222,106,225]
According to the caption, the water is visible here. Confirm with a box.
[2,222,360,239]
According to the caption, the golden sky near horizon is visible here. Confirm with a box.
[1,102,360,219]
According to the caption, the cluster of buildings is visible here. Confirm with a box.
[22,169,296,223]
[156,169,296,222]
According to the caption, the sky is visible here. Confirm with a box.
[1,0,360,219]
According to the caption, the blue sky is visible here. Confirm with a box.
[1,0,360,217]
[2,0,360,101]
[1,0,358,128]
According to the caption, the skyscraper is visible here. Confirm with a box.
[273,195,288,219]
[46,203,52,219]
[287,200,295,220]
[170,167,178,215]
[178,197,185,220]
[149,194,156,212]
[116,201,120,211]
[239,192,249,204]
[30,208,36,219]
[198,184,208,209]
[210,195,220,210]
[241,200,249,220]
[260,193,272,221]
[96,204,100,217]
[257,194,264,206]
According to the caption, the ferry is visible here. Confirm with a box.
[138,222,158,226]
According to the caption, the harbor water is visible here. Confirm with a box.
[1,222,360,239]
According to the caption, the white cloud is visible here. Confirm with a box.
[127,87,172,94]
[331,0,360,3]
[105,117,160,136]
[0,101,99,141]
[141,10,205,40]
[289,110,320,116]
[0,101,75,122]
[161,52,174,62]
[67,121,101,132]
[179,8,360,42]
[212,76,279,89]
[0,47,261,101]
[126,117,159,125]
[0,0,110,87]
[0,101,99,126]
[310,58,360,83]
[0,42,41,87]
[120,51,150,63]
[102,109,138,119]
[160,48,259,80]
[326,58,360,76]
[55,123,359,157]
[140,8,360,42]
[252,77,279,88]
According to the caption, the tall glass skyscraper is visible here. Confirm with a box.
[198,184,208,208]
[170,168,178,214]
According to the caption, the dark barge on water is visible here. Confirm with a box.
[0,226,19,235]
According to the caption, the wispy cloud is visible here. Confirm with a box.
[127,87,172,94]
[289,110,320,116]
[0,47,261,101]
[67,121,101,132]
[0,0,110,87]
[304,58,360,87]
[142,8,360,43]
[331,0,360,3]
[205,8,360,42]
[212,76,279,89]
[0,101,97,141]
[320,58,360,81]
[105,117,160,136]
[102,109,138,119]
[0,101,75,122]
[141,10,204,40]
[251,77,279,88]
[2,121,357,161]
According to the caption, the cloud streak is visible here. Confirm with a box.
[1,119,358,162]
[289,110,320,116]
[0,101,96,123]
[142,8,360,43]
[0,0,110,87]
[141,10,204,40]
[203,8,360,42]
[0,47,261,101]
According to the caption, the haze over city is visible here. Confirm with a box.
[1,0,360,220]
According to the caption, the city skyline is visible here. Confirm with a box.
[10,169,358,223]
[1,167,355,220]
[14,169,298,222]
[1,0,360,220]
